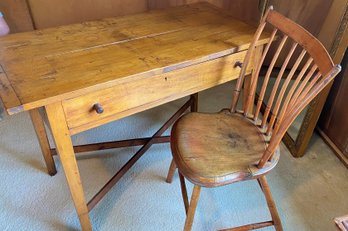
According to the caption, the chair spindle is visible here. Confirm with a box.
[244,28,278,116]
[260,42,298,129]
[273,57,313,134]
[253,35,288,122]
[266,49,307,135]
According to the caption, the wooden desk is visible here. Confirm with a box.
[0,3,268,230]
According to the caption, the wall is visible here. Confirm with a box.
[0,0,262,31]
[206,0,262,25]
[27,0,199,29]
[0,0,34,33]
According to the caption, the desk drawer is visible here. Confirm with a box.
[63,51,250,134]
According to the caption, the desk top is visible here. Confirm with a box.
[0,2,268,115]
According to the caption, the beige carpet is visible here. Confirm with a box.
[0,82,347,231]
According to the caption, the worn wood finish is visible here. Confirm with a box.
[166,160,177,183]
[232,7,340,165]
[0,3,272,229]
[166,93,198,183]
[27,0,148,29]
[253,35,288,121]
[171,111,279,187]
[252,9,339,167]
[258,176,282,230]
[265,49,307,135]
[244,28,278,116]
[183,185,201,231]
[179,172,189,214]
[266,11,333,75]
[0,0,262,32]
[1,0,262,33]
[230,6,271,113]
[63,50,249,134]
[171,7,340,231]
[0,64,21,113]
[51,136,170,156]
[45,102,91,231]
[29,0,201,29]
[0,3,268,115]
[264,0,333,68]
[260,42,298,128]
[29,108,57,176]
[243,46,264,115]
[4,0,261,31]
[87,98,192,211]
[266,0,348,54]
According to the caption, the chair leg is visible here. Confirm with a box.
[166,159,177,183]
[258,176,283,231]
[167,93,197,184]
[179,172,189,214]
[184,185,201,231]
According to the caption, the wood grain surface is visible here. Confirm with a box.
[171,111,279,187]
[0,2,268,115]
[27,0,148,29]
[63,51,250,134]
[170,7,340,230]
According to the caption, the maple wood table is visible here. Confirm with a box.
[0,3,269,230]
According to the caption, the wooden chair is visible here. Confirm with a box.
[168,6,341,231]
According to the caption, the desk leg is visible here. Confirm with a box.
[45,102,92,231]
[166,94,198,183]
[30,108,57,176]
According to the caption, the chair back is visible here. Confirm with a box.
[230,6,341,168]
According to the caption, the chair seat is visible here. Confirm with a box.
[171,110,279,187]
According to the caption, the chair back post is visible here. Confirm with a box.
[230,6,273,113]
[229,6,342,168]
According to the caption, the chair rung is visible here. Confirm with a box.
[219,220,274,231]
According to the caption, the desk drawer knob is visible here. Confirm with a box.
[234,61,243,68]
[93,103,104,114]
